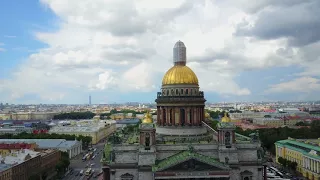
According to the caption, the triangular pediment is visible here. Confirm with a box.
[152,150,230,172]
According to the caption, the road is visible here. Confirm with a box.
[63,142,105,180]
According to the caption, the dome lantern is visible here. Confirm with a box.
[173,40,186,66]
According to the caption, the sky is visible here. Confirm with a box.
[1,0,320,104]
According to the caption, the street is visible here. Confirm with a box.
[63,142,105,180]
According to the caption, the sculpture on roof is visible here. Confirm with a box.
[221,112,231,123]
[142,111,153,124]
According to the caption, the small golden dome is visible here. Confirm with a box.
[142,111,153,124]
[205,112,210,119]
[162,65,198,85]
[221,112,231,123]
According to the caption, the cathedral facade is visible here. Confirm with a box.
[101,41,264,180]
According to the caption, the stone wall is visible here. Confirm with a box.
[138,171,153,180]
[114,152,138,164]
[138,153,156,165]
[238,149,259,162]
[113,145,138,151]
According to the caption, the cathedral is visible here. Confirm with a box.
[101,41,264,180]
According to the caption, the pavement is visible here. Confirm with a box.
[63,142,105,180]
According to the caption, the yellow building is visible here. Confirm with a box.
[275,138,320,180]
[0,114,11,120]
[253,118,303,127]
[49,120,116,144]
[110,113,125,120]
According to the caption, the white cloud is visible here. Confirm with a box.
[266,77,320,93]
[1,0,320,102]
[0,48,5,52]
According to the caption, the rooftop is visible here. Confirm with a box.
[0,139,80,149]
[276,138,320,159]
[0,164,11,172]
[0,149,40,165]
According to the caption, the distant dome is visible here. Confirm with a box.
[205,112,210,119]
[162,65,198,86]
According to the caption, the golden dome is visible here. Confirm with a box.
[162,65,198,85]
[221,112,231,123]
[205,112,210,119]
[142,111,153,124]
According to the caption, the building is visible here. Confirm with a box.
[0,126,34,135]
[39,149,61,179]
[0,142,38,156]
[275,138,320,180]
[0,139,81,159]
[252,117,303,127]
[101,41,264,180]
[0,149,60,180]
[3,112,58,121]
[0,164,12,180]
[49,120,116,144]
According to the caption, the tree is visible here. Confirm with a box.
[210,120,219,130]
[53,111,95,120]
[295,121,307,126]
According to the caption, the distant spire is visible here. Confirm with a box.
[173,40,186,66]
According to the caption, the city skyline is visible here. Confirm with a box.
[1,0,320,104]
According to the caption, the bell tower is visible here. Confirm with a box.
[139,123,156,150]
[217,113,239,164]
[138,114,156,172]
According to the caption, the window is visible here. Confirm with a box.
[241,170,253,180]
[145,133,150,150]
[121,173,134,180]
[176,89,179,95]
[186,89,189,94]
[225,132,231,147]
[181,89,183,94]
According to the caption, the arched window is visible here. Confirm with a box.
[186,89,189,95]
[120,173,134,180]
[176,89,179,95]
[169,109,173,124]
[225,157,229,164]
[181,89,183,94]
[225,132,231,146]
[166,90,169,96]
[145,133,150,147]
[241,170,253,180]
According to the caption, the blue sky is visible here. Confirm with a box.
[0,0,320,104]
